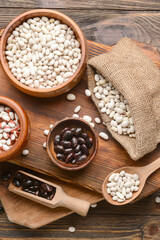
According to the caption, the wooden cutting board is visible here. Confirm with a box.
[0,162,102,229]
[0,38,160,199]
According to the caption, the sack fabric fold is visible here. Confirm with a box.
[87,37,160,160]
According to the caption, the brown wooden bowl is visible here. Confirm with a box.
[46,117,98,171]
[0,96,30,162]
[0,9,88,98]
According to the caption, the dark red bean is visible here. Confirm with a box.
[81,132,89,140]
[74,144,81,153]
[74,151,82,159]
[64,148,73,155]
[57,153,65,161]
[65,152,74,163]
[70,128,76,134]
[61,127,70,136]
[75,128,82,136]
[77,154,87,163]
[71,159,76,164]
[41,183,53,192]
[78,137,85,145]
[62,130,73,140]
[81,144,89,156]
[54,135,61,145]
[12,178,21,187]
[71,137,78,147]
[54,145,64,153]
[49,193,55,200]
[85,137,93,148]
[61,140,71,148]
[1,172,11,181]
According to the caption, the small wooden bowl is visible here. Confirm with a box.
[0,96,30,162]
[0,9,88,98]
[46,117,98,171]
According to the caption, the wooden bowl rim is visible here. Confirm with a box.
[46,117,98,171]
[0,96,30,161]
[0,9,87,95]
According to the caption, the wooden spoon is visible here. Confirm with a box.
[8,171,90,217]
[102,158,160,206]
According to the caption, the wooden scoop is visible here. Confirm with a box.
[8,171,90,217]
[102,158,160,206]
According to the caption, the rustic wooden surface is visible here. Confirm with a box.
[0,1,160,239]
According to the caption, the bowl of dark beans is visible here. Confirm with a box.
[46,117,98,171]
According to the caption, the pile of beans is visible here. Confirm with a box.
[5,16,81,89]
[107,171,140,203]
[94,71,135,138]
[0,105,20,152]
[12,172,56,200]
[54,127,93,164]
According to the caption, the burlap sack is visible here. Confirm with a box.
[87,37,160,160]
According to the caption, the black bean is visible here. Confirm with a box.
[1,172,11,181]
[75,128,82,136]
[12,178,21,187]
[54,135,61,145]
[81,132,89,140]
[14,172,24,182]
[54,145,64,153]
[71,137,78,148]
[57,153,65,161]
[81,144,89,156]
[77,154,87,163]
[62,130,73,140]
[0,207,4,214]
[66,152,74,163]
[74,144,81,153]
[64,148,73,155]
[85,137,93,148]
[24,188,36,195]
[78,137,85,145]
[22,178,33,189]
[61,140,71,148]
[74,151,82,159]
[39,189,48,198]
[33,180,40,187]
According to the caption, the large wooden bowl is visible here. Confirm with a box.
[46,117,98,171]
[0,9,88,98]
[0,96,30,162]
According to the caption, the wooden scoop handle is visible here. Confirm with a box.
[141,157,160,178]
[60,193,90,217]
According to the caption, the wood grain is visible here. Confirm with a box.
[0,0,160,10]
[0,40,155,200]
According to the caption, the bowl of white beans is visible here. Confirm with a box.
[0,9,87,97]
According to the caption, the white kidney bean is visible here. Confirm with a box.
[83,115,92,123]
[6,17,81,89]
[106,170,140,203]
[74,105,81,113]
[85,89,92,97]
[99,132,109,140]
[93,71,135,138]
[22,149,29,156]
[67,93,76,101]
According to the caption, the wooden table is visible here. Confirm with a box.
[0,1,160,239]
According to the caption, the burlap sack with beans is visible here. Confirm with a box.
[87,37,160,160]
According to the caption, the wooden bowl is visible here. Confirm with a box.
[46,117,98,171]
[0,9,88,98]
[0,96,30,162]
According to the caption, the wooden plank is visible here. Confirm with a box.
[0,40,155,200]
[0,0,160,10]
[0,10,159,51]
